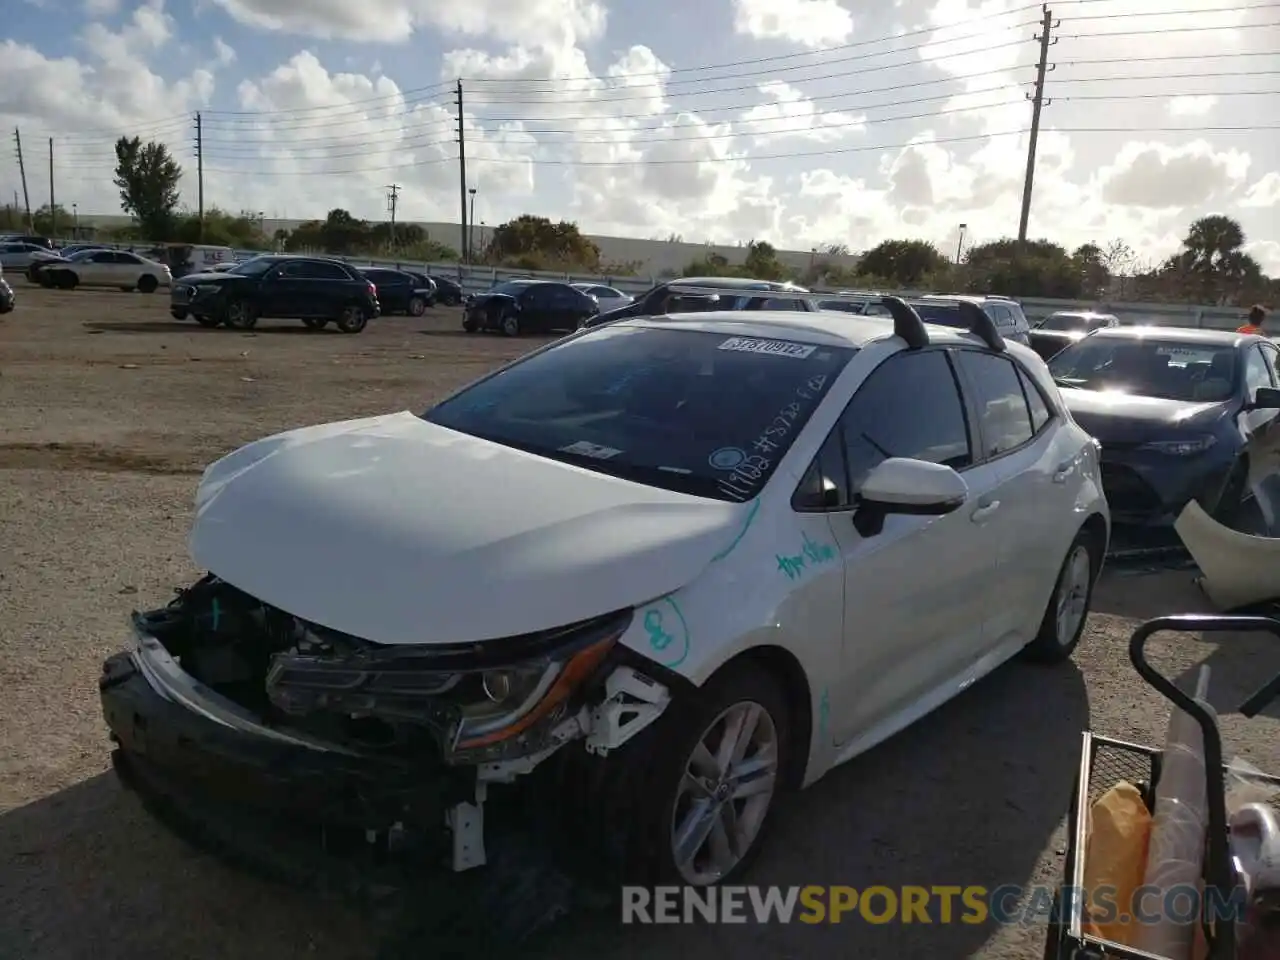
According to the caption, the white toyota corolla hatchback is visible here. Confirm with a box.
[100,298,1108,898]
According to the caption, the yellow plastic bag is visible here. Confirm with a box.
[1082,780,1153,946]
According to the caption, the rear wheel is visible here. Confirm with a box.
[1024,528,1101,663]
[407,296,426,317]
[57,271,78,290]
[138,275,158,294]
[335,304,367,334]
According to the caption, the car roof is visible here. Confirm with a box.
[670,276,808,292]
[1088,325,1256,346]
[613,309,1018,351]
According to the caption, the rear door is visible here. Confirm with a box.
[365,270,404,312]
[950,348,1078,647]
[77,249,116,283]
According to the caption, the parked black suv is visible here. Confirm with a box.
[430,274,464,306]
[170,255,380,332]
[463,279,598,335]
[362,268,435,316]
[583,276,813,328]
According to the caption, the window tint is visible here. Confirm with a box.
[364,270,394,284]
[296,261,348,280]
[840,350,972,491]
[424,326,855,502]
[90,251,115,262]
[115,252,142,264]
[954,351,1034,457]
[761,297,807,312]
[1244,345,1274,394]
[1016,363,1052,433]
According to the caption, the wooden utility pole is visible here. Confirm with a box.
[48,138,56,237]
[195,112,204,241]
[455,80,468,264]
[386,184,400,244]
[14,128,31,230]
[1018,6,1057,243]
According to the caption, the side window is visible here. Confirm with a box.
[954,351,1035,458]
[985,304,1012,330]
[298,261,348,280]
[363,270,387,284]
[793,432,849,510]
[522,285,552,307]
[1016,363,1052,434]
[761,297,804,312]
[840,350,973,492]
[114,252,141,264]
[1261,343,1280,385]
[1244,345,1274,394]
[91,251,115,262]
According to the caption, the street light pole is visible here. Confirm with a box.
[955,223,968,264]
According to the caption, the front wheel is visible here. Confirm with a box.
[138,275,158,294]
[224,299,258,330]
[500,311,520,337]
[335,304,367,334]
[170,308,189,321]
[1024,528,1101,663]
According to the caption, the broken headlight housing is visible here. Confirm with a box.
[265,609,632,764]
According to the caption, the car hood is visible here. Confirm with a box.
[1060,388,1231,443]
[189,411,746,646]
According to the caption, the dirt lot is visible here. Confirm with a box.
[3,286,1280,960]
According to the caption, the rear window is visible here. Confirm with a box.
[423,326,855,502]
[910,302,968,328]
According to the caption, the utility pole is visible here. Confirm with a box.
[14,128,31,231]
[455,80,468,264]
[385,183,400,244]
[1017,5,1057,244]
[48,138,56,237]
[194,112,204,241]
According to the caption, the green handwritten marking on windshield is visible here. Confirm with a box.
[642,597,690,668]
[777,531,837,580]
[711,499,761,562]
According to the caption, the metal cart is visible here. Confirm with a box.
[1046,614,1280,960]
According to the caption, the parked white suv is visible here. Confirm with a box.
[99,297,1107,918]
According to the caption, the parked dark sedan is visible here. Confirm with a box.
[1028,310,1120,361]
[361,268,435,315]
[429,274,464,306]
[1047,327,1280,526]
[462,279,598,336]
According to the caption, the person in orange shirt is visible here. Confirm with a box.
[1238,304,1269,335]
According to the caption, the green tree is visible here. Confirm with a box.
[961,238,1084,298]
[1072,243,1110,298]
[31,203,73,237]
[856,239,948,286]
[113,136,183,239]
[482,214,602,270]
[682,250,736,276]
[743,240,787,280]
[173,207,266,248]
[1157,214,1263,304]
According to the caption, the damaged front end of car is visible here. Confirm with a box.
[100,574,674,877]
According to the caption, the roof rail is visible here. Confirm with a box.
[957,300,1006,351]
[880,296,929,350]
[663,283,786,297]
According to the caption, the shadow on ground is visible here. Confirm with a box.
[0,661,1088,960]
[82,321,340,336]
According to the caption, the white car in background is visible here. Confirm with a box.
[572,282,633,313]
[99,298,1107,904]
[0,241,54,270]
[38,248,172,293]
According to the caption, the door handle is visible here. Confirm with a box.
[1053,458,1074,483]
[970,500,1001,522]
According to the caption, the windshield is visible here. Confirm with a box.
[225,257,277,277]
[1039,313,1091,331]
[423,325,855,501]
[1047,338,1238,402]
[910,302,969,328]
[486,280,534,296]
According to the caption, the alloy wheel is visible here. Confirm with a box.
[1055,544,1092,645]
[670,700,779,885]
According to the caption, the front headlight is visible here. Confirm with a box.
[1138,435,1217,456]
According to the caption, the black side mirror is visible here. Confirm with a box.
[1251,387,1280,410]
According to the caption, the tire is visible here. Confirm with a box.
[556,659,791,887]
[170,308,189,321]
[194,315,221,328]
[500,311,520,337]
[57,272,78,290]
[223,299,258,330]
[407,296,426,317]
[301,318,327,330]
[335,304,368,334]
[138,275,158,294]
[1024,527,1101,663]
[462,317,477,333]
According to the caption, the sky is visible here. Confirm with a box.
[2,0,1278,272]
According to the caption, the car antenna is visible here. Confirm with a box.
[958,301,1006,351]
[879,296,929,350]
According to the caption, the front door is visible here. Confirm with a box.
[821,348,1003,745]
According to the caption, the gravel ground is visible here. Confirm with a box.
[3,286,1280,960]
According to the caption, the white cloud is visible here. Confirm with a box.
[84,0,120,14]
[739,81,865,143]
[1099,140,1251,209]
[210,0,606,46]
[1166,95,1217,117]
[212,37,236,66]
[1240,172,1280,209]
[732,0,854,48]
